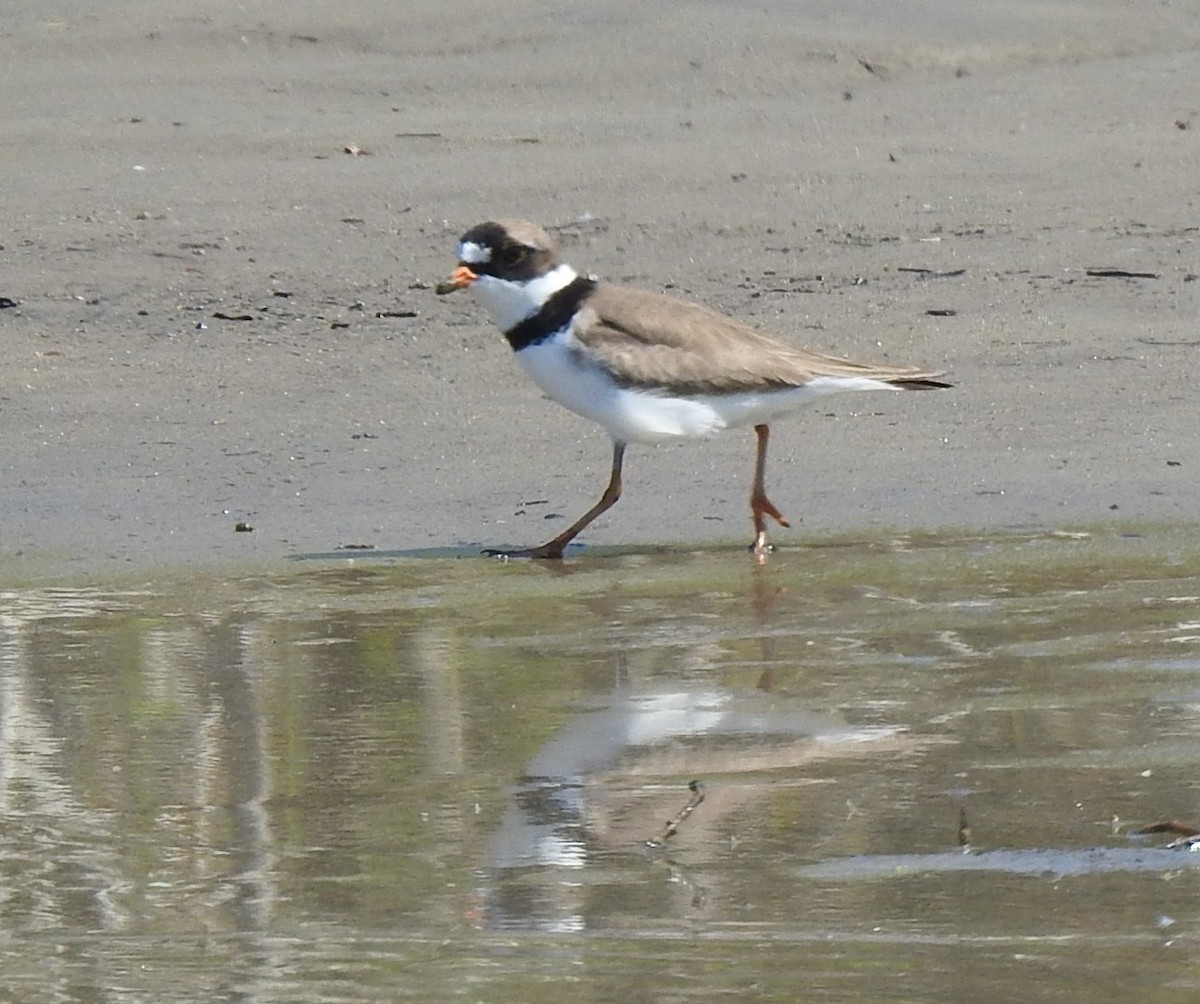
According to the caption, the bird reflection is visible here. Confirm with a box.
[474,679,905,930]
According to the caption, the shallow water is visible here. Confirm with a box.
[3,528,1200,1002]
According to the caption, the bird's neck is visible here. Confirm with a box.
[503,275,598,351]
[470,263,579,330]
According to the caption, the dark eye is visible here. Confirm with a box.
[501,244,525,267]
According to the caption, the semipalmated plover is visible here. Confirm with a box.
[438,219,950,558]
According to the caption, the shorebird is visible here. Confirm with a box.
[438,219,950,558]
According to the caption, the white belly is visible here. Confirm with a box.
[516,333,899,445]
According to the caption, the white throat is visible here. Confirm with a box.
[468,263,579,330]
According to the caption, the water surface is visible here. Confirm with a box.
[3,528,1200,1001]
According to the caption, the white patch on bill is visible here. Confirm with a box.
[458,240,492,265]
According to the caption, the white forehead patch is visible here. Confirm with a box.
[458,240,492,265]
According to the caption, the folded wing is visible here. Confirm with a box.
[574,284,950,394]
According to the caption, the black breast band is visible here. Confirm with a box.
[504,276,598,351]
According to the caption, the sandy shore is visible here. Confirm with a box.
[4,1,1199,581]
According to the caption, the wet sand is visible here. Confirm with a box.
[4,1,1199,581]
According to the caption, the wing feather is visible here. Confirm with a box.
[571,284,949,394]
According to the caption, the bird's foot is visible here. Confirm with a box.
[750,492,789,563]
[749,532,774,564]
[481,544,565,561]
[751,494,791,530]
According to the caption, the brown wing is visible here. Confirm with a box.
[572,284,949,395]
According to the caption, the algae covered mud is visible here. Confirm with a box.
[2,527,1200,1002]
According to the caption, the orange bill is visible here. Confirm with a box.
[434,264,479,296]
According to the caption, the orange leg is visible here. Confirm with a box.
[486,442,626,560]
[749,424,790,556]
